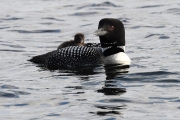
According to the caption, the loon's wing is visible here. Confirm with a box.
[45,46,102,70]
[29,50,56,64]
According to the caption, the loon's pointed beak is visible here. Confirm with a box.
[94,28,108,36]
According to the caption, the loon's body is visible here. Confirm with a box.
[29,18,131,69]
[57,33,85,49]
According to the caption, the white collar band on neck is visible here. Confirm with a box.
[102,46,125,52]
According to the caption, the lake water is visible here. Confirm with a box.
[0,0,180,119]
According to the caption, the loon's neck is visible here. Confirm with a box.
[102,46,125,57]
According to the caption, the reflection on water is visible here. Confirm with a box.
[104,64,130,80]
[90,110,122,116]
[49,64,130,117]
[94,64,130,116]
[97,87,126,95]
[53,64,129,96]
[97,64,129,95]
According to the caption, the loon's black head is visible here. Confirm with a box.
[74,33,84,44]
[94,18,125,48]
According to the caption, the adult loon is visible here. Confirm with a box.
[29,18,131,69]
[57,33,84,49]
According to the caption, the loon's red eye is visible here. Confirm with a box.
[111,26,114,30]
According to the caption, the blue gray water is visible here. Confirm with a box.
[0,0,180,119]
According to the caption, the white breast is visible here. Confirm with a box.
[103,52,131,65]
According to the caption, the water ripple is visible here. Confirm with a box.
[145,33,170,39]
[99,98,132,103]
[0,85,19,89]
[46,113,60,116]
[118,18,130,23]
[10,29,61,33]
[65,86,83,89]
[131,26,165,29]
[59,102,69,105]
[81,24,93,26]
[122,71,180,82]
[77,2,122,9]
[91,1,121,7]
[159,35,170,39]
[3,103,28,107]
[42,17,65,21]
[149,97,179,100]
[133,71,177,76]
[0,49,25,52]
[138,5,164,8]
[1,43,25,48]
[173,99,180,102]
[0,92,18,98]
[156,79,180,83]
[167,8,180,15]
[0,17,23,21]
[95,104,126,110]
[0,27,10,29]
[71,12,98,16]
[11,90,31,95]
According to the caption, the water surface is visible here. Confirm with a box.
[0,0,180,119]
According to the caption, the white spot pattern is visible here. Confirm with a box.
[46,46,102,69]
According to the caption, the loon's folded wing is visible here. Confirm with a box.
[29,50,56,64]
[29,46,103,70]
[45,46,102,70]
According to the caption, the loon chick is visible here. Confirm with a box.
[29,33,85,64]
[29,18,131,69]
[57,33,84,49]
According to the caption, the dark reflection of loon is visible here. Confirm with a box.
[90,111,122,116]
[104,64,129,80]
[97,64,129,95]
[91,104,127,116]
[90,104,126,116]
[94,64,130,116]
